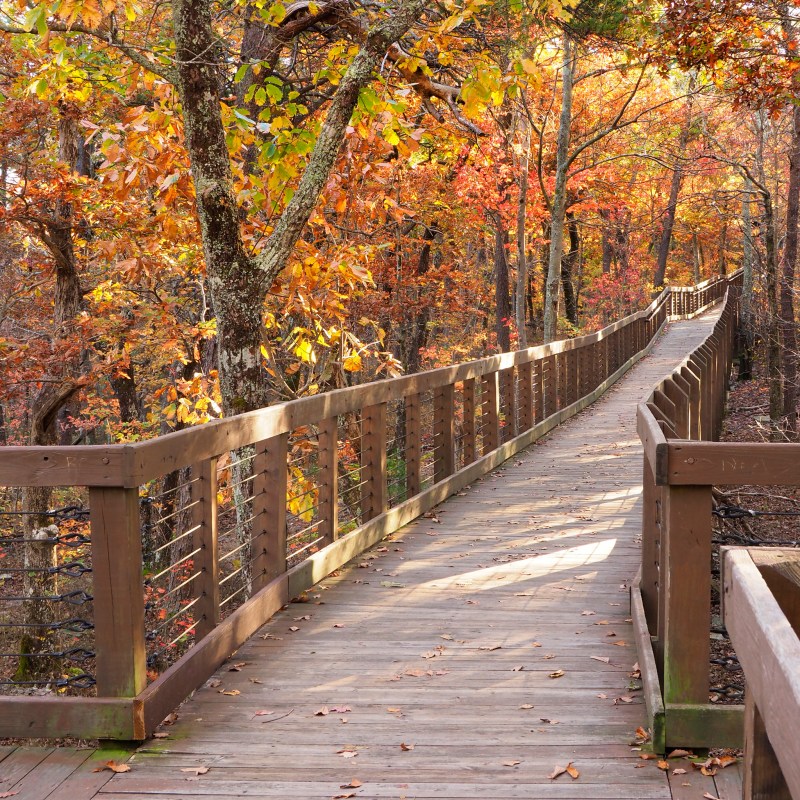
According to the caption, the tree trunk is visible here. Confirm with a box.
[780,103,800,437]
[493,216,512,352]
[516,117,530,349]
[738,176,755,381]
[561,212,579,325]
[654,102,692,288]
[543,32,574,343]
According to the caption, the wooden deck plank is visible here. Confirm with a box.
[0,747,53,792]
[2,747,93,800]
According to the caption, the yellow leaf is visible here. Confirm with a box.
[343,353,362,372]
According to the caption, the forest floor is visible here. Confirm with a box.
[709,357,800,706]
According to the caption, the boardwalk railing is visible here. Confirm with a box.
[635,269,756,752]
[723,548,800,799]
[2,278,715,741]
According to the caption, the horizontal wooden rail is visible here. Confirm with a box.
[635,267,755,752]
[0,278,710,740]
[723,548,800,799]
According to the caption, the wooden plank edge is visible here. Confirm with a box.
[723,548,800,798]
[631,578,666,754]
[665,703,744,749]
[0,696,136,740]
[137,576,289,737]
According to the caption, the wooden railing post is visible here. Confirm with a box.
[361,403,387,521]
[518,361,533,431]
[318,417,339,543]
[252,434,287,590]
[433,384,456,482]
[462,379,477,465]
[663,379,690,438]
[481,371,500,454]
[89,486,148,698]
[744,692,793,800]
[191,458,220,639]
[661,485,713,718]
[640,456,661,636]
[405,393,421,496]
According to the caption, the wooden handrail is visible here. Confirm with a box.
[0,277,716,740]
[634,267,781,752]
[724,548,800,799]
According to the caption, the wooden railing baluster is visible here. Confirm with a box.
[462,379,477,465]
[405,393,421,497]
[191,458,220,639]
[433,384,456,482]
[252,434,287,589]
[318,416,339,543]
[481,371,500,454]
[361,403,387,521]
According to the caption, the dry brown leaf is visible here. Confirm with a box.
[340,779,362,788]
[441,634,454,640]
[548,669,565,679]
[330,705,351,713]
[421,651,437,659]
[581,610,596,616]
[634,727,651,743]
[718,756,737,768]
[404,668,428,677]
[400,742,415,751]
[672,768,687,775]
[479,645,502,651]
[180,767,209,776]
[512,665,525,671]
[597,693,608,699]
[387,707,402,713]
[613,640,628,646]
[519,703,534,710]
[531,641,542,647]
[615,695,634,704]
[229,661,250,670]
[337,749,358,758]
[703,794,721,800]
[255,710,275,716]
[590,656,610,664]
[542,653,556,660]
[668,749,692,759]
[288,626,300,632]
[333,623,345,628]
[219,689,240,696]
[503,760,521,767]
[700,766,717,777]
[152,732,170,739]
[548,764,567,780]
[93,761,131,774]
[566,763,579,780]
[314,706,330,716]
[639,753,658,760]
[656,760,669,771]
[0,792,19,798]
[334,793,356,799]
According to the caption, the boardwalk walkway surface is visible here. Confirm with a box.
[1,311,743,800]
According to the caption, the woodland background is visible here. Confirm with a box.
[2,0,800,447]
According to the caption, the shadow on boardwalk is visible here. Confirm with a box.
[0,311,743,800]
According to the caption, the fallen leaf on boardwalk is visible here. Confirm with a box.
[542,653,556,660]
[613,640,628,646]
[530,641,542,647]
[479,645,502,651]
[594,620,610,625]
[400,742,415,751]
[289,626,300,632]
[441,634,454,640]
[404,668,428,677]
[590,656,610,664]
[548,764,567,780]
[0,792,19,798]
[581,610,596,616]
[334,793,356,798]
[639,753,658,760]
[717,756,737,768]
[255,710,275,716]
[358,562,369,568]
[315,706,330,716]
[615,695,634,704]
[566,763,579,779]
[249,678,263,684]
[668,749,692,759]
[672,768,687,775]
[152,732,170,739]
[540,718,560,725]
[519,704,534,710]
[503,760,521,767]
[161,712,179,725]
[330,706,351,713]
[229,661,250,671]
[93,761,131,774]
[606,631,617,637]
[465,599,478,604]
[548,670,565,679]
[596,693,608,699]
[703,794,721,800]
[634,727,651,743]
[219,689,240,696]
[387,707,402,713]
[512,665,525,671]
[333,623,345,628]
[421,651,437,659]
[340,779,362,788]
[337,749,358,758]
[180,767,209,776]
[293,615,311,622]
[207,679,222,688]
[656,760,669,771]
[380,581,405,588]
[700,766,717,777]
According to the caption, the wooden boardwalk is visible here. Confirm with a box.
[1,312,742,800]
